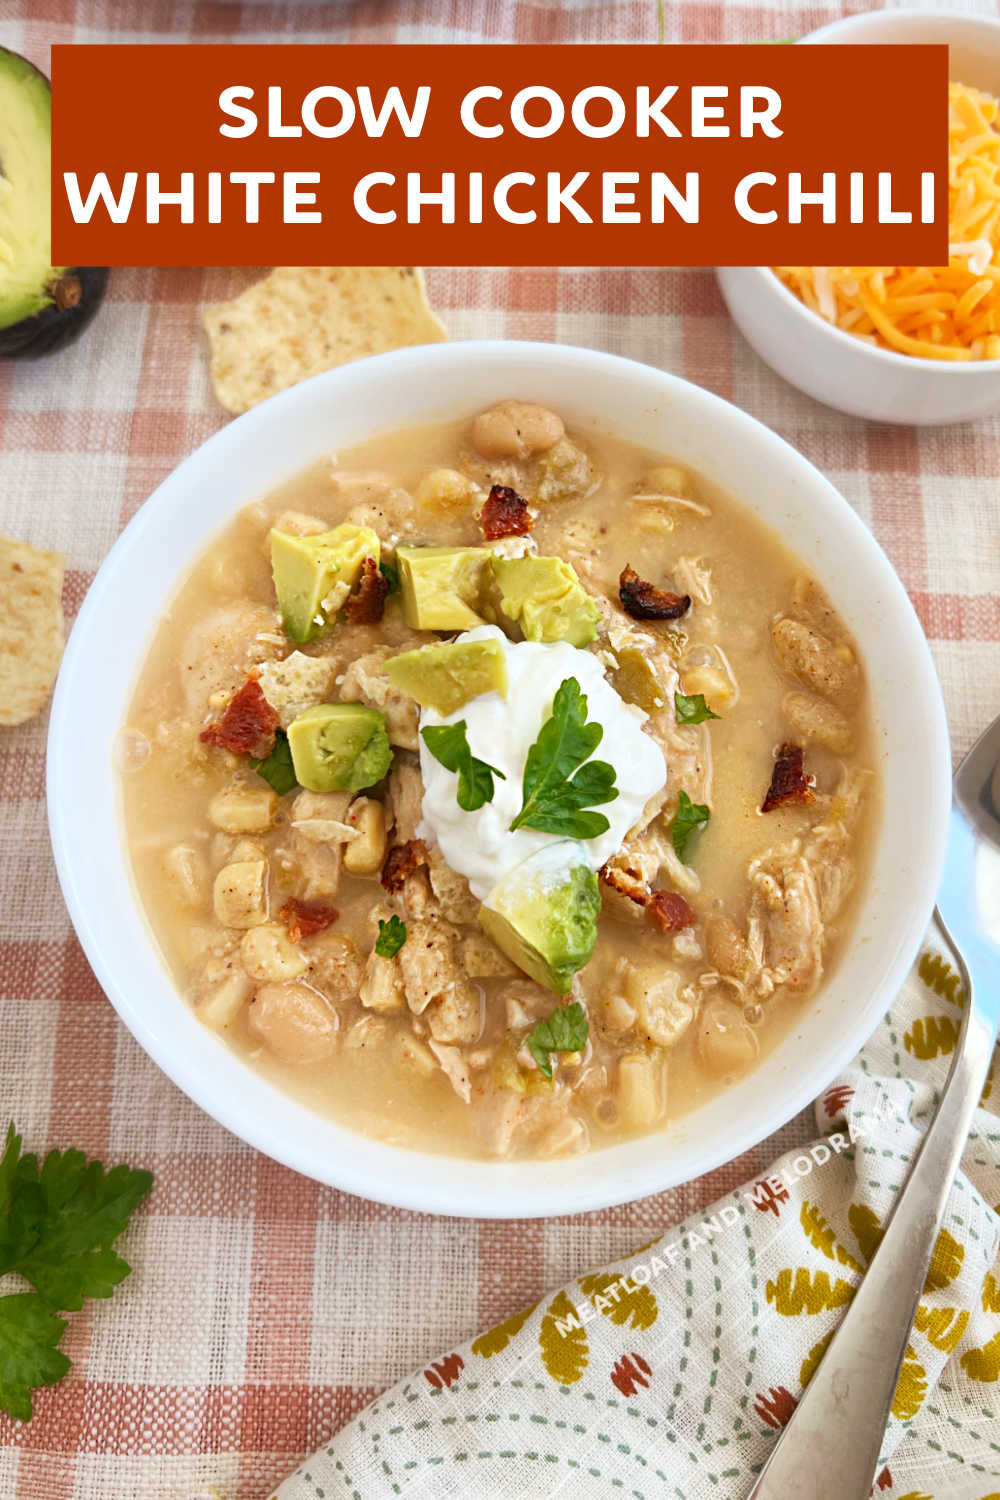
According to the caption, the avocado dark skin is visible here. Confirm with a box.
[0,47,109,360]
[0,265,110,359]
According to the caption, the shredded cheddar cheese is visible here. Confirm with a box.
[775,81,1000,362]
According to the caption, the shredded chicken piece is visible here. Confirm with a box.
[359,950,406,1012]
[387,759,424,843]
[426,847,481,926]
[673,556,713,607]
[398,914,481,1044]
[256,652,336,729]
[339,647,419,749]
[746,845,824,998]
[429,1039,472,1103]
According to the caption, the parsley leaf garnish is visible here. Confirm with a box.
[510,677,618,839]
[421,721,506,812]
[672,789,711,862]
[375,915,407,958]
[250,729,298,796]
[674,691,720,725]
[379,559,400,594]
[527,1002,589,1080]
[0,1123,152,1421]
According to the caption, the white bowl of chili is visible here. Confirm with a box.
[718,9,1000,425]
[47,340,950,1216]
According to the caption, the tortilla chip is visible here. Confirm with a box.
[0,537,65,727]
[203,266,448,415]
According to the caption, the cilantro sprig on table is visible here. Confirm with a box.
[421,721,506,813]
[527,1002,589,1080]
[0,1124,152,1421]
[510,677,619,840]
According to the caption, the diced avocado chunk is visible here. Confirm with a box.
[286,703,392,793]
[491,555,600,648]
[271,523,380,644]
[384,638,508,715]
[479,842,600,995]
[396,545,491,631]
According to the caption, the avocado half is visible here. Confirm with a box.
[0,47,108,359]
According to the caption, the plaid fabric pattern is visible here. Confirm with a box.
[1,1,998,1495]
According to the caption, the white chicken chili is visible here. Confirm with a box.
[120,400,878,1160]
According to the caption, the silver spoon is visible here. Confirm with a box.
[748,713,1000,1500]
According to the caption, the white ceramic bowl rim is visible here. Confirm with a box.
[759,8,1000,373]
[47,340,951,1218]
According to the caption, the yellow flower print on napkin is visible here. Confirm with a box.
[769,1201,967,1419]
[539,1290,588,1384]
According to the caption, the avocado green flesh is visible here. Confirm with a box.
[396,545,492,632]
[287,703,392,793]
[479,846,600,994]
[0,50,60,330]
[491,554,599,647]
[384,638,507,714]
[270,524,380,644]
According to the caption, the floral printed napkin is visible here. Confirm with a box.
[275,936,1000,1500]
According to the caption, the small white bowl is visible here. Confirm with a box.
[718,9,1000,425]
[47,341,950,1217]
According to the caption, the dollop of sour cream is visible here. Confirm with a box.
[416,625,667,900]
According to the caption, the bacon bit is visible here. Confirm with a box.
[278,898,339,943]
[761,742,816,813]
[647,890,695,933]
[381,838,428,894]
[600,865,695,934]
[199,678,279,759]
[478,483,534,541]
[619,564,691,622]
[599,861,647,912]
[344,555,389,624]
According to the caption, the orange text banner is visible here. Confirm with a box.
[51,43,949,267]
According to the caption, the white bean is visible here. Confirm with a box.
[471,401,564,460]
[247,982,338,1063]
[772,618,859,706]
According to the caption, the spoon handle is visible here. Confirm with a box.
[747,923,991,1500]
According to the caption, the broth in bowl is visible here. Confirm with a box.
[120,401,878,1161]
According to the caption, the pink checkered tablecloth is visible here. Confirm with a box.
[1,1,999,1496]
